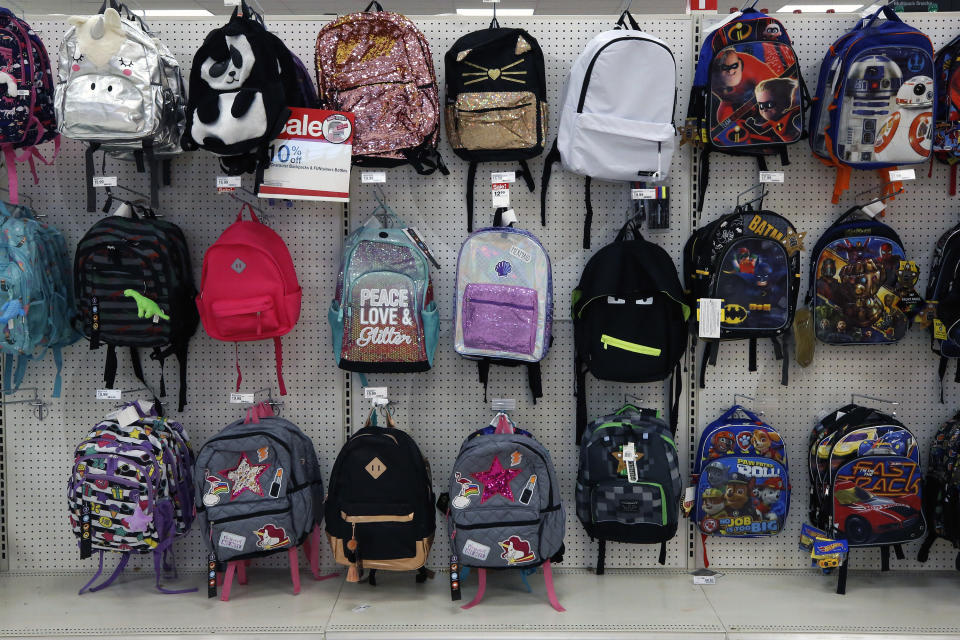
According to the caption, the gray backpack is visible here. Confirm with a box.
[447,414,565,611]
[194,404,323,598]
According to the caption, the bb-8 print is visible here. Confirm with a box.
[874,75,933,162]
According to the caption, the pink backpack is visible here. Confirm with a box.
[196,204,301,394]
[314,2,447,175]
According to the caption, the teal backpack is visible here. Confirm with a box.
[0,202,79,396]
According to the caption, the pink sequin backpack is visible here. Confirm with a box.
[315,2,447,175]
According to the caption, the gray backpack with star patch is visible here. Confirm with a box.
[194,405,324,574]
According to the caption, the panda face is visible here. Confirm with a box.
[200,34,254,90]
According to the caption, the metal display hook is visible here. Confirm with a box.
[736,183,767,211]
[734,393,765,416]
[854,183,904,207]
[242,386,283,416]
[851,393,899,417]
[0,186,34,210]
[230,190,271,224]
[112,386,165,408]
[2,387,48,421]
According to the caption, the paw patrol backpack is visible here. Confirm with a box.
[447,414,565,611]
[809,5,934,203]
[576,404,681,573]
[693,405,789,567]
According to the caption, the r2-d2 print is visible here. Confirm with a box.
[840,50,933,164]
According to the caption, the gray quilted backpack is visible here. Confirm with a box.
[447,413,565,611]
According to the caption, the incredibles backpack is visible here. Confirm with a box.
[926,221,960,397]
[918,410,960,569]
[932,34,960,194]
[809,5,934,203]
[197,203,301,395]
[68,401,195,594]
[325,407,435,585]
[573,217,689,438]
[541,10,676,248]
[329,208,438,373]
[446,414,565,611]
[807,404,924,593]
[444,22,546,230]
[183,0,316,177]
[576,404,681,573]
[684,206,801,387]
[686,7,807,212]
[453,209,551,401]
[806,206,921,347]
[74,205,198,410]
[315,2,447,176]
[693,405,790,567]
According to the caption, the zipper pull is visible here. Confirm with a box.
[346,522,360,582]
[256,311,262,336]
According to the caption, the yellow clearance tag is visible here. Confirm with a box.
[935,318,948,340]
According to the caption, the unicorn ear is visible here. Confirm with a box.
[102,8,123,34]
[67,15,87,27]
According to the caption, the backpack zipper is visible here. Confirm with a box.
[600,334,661,356]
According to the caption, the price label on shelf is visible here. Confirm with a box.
[91,176,117,188]
[889,168,916,181]
[492,182,510,207]
[361,171,386,184]
[490,171,516,184]
[759,171,784,183]
[230,392,255,404]
[96,389,122,400]
[693,575,716,585]
[216,176,241,192]
[631,188,657,200]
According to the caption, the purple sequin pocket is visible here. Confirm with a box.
[462,283,538,355]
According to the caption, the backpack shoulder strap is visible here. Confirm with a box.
[540,138,560,227]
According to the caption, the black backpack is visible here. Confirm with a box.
[444,22,547,231]
[926,222,960,399]
[325,411,436,586]
[182,0,316,177]
[918,410,960,569]
[73,204,198,410]
[684,206,801,387]
[572,218,688,439]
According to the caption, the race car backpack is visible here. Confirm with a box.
[315,2,447,176]
[925,221,960,399]
[806,205,921,347]
[917,410,960,569]
[931,34,960,194]
[686,7,807,213]
[541,10,676,248]
[809,5,934,203]
[444,22,547,231]
[576,404,682,573]
[573,216,689,438]
[453,208,551,401]
[330,206,438,373]
[446,413,565,611]
[807,403,924,593]
[683,206,801,387]
[693,405,789,567]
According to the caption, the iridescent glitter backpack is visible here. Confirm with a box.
[314,2,447,176]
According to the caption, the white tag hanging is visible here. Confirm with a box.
[491,171,516,183]
[91,176,117,187]
[361,171,386,183]
[759,171,784,183]
[492,182,510,207]
[499,208,518,226]
[698,298,722,339]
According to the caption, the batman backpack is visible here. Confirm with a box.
[926,222,960,399]
[684,206,801,387]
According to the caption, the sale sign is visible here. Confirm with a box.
[257,107,354,202]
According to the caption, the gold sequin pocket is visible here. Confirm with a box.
[451,91,540,150]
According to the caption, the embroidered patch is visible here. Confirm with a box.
[462,539,490,561]
[510,451,522,467]
[452,471,481,509]
[365,456,387,479]
[473,457,521,503]
[220,453,269,499]
[255,523,290,550]
[268,468,284,498]
[518,474,537,505]
[218,531,246,551]
[203,475,229,506]
[122,501,151,533]
[231,258,246,274]
[256,446,269,462]
[499,535,536,564]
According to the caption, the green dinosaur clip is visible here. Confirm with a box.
[123,289,170,321]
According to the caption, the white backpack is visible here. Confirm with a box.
[541,11,676,248]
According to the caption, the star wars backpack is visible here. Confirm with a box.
[315,2,447,176]
[932,34,960,194]
[453,209,551,401]
[683,206,801,387]
[925,221,960,397]
[541,10,676,248]
[576,404,681,573]
[810,5,934,203]
[685,7,808,212]
[918,410,960,569]
[446,414,565,610]
[195,405,324,597]
[182,0,316,177]
[693,405,790,567]
[806,206,921,347]
[325,407,435,585]
[574,217,689,438]
[68,401,195,594]
[444,23,547,230]
[56,3,185,211]
[329,208,438,373]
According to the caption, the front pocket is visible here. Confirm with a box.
[211,508,296,562]
[591,480,667,526]
[342,270,426,364]
[567,110,674,181]
[211,295,279,338]
[601,334,661,356]
[581,295,676,382]
[63,73,147,138]
[453,91,539,150]
[455,522,540,567]
[715,238,791,333]
[461,283,538,356]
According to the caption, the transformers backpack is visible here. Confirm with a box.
[932,34,960,194]
[918,410,960,569]
[693,405,789,567]
[806,206,921,346]
[684,206,801,387]
[926,221,960,398]
[809,5,934,203]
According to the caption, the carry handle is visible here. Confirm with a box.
[864,3,903,29]
[615,216,644,242]
[364,1,385,11]
[236,202,260,223]
[97,0,123,13]
[493,413,515,434]
[616,10,640,31]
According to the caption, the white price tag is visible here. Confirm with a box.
[683,486,696,515]
[631,188,657,200]
[698,298,722,339]
[117,405,140,427]
[693,575,716,585]
[224,0,240,5]
[889,168,916,181]
[216,176,242,189]
[862,200,886,218]
[363,386,388,399]
[91,176,117,188]
[490,171,516,183]
[361,171,386,183]
[96,389,122,400]
[16,89,29,97]
[759,171,784,183]
[230,392,255,404]
[492,182,510,207]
